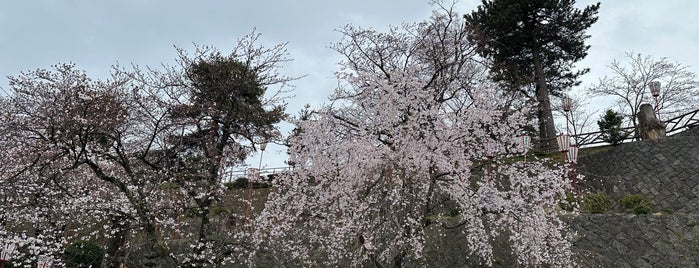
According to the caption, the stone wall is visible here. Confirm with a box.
[569,126,699,267]
[578,126,699,213]
[570,214,699,267]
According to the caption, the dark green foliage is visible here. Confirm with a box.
[581,192,610,214]
[447,207,461,217]
[227,178,249,189]
[464,0,601,94]
[464,0,600,149]
[224,178,270,190]
[597,109,626,145]
[559,192,578,212]
[266,173,279,182]
[212,206,230,215]
[620,194,653,215]
[223,181,239,190]
[185,57,284,133]
[169,56,286,166]
[64,241,105,268]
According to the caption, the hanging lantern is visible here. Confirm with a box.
[562,96,573,112]
[247,168,260,179]
[568,146,579,164]
[557,133,570,153]
[649,81,661,97]
[520,136,531,152]
[1,243,17,262]
[38,256,54,268]
[485,142,496,159]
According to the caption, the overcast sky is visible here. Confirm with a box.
[2,0,698,168]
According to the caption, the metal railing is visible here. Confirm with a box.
[221,166,292,183]
[574,108,699,148]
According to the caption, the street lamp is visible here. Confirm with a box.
[562,95,573,135]
[568,145,579,194]
[649,81,661,120]
[556,133,570,154]
[556,133,571,191]
[1,243,17,268]
[245,141,267,226]
[520,135,531,162]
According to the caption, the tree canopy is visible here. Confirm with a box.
[254,5,572,267]
[0,31,293,267]
[589,52,699,128]
[464,0,600,149]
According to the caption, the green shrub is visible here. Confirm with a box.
[225,177,272,190]
[230,178,249,189]
[559,192,578,212]
[581,192,611,214]
[212,206,229,215]
[64,241,104,268]
[597,109,627,145]
[620,194,653,215]
[266,173,280,182]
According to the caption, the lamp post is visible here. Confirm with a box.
[568,145,579,194]
[520,136,531,162]
[649,81,661,120]
[556,133,570,159]
[1,242,17,268]
[244,142,267,226]
[562,95,572,136]
[557,133,572,191]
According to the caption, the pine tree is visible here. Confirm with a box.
[597,109,626,145]
[464,0,600,150]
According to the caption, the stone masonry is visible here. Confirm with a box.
[578,126,699,213]
[569,126,699,267]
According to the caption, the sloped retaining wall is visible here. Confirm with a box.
[578,127,699,213]
[571,127,699,267]
[570,214,699,267]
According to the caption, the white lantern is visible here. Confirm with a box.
[38,255,54,268]
[568,146,579,164]
[1,243,17,261]
[556,134,570,153]
[485,142,496,159]
[649,81,661,97]
[562,96,572,112]
[521,136,531,152]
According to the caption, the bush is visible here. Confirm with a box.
[225,177,271,190]
[558,192,578,212]
[620,194,653,214]
[581,192,611,214]
[64,241,104,268]
[597,109,627,145]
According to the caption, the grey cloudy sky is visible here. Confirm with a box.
[1,0,698,168]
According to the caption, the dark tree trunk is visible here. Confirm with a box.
[533,55,557,151]
[104,214,130,268]
[637,103,666,140]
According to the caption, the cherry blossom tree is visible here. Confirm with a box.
[0,30,293,267]
[254,4,572,267]
[589,52,699,127]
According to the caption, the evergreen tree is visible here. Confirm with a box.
[597,109,626,145]
[464,0,600,150]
